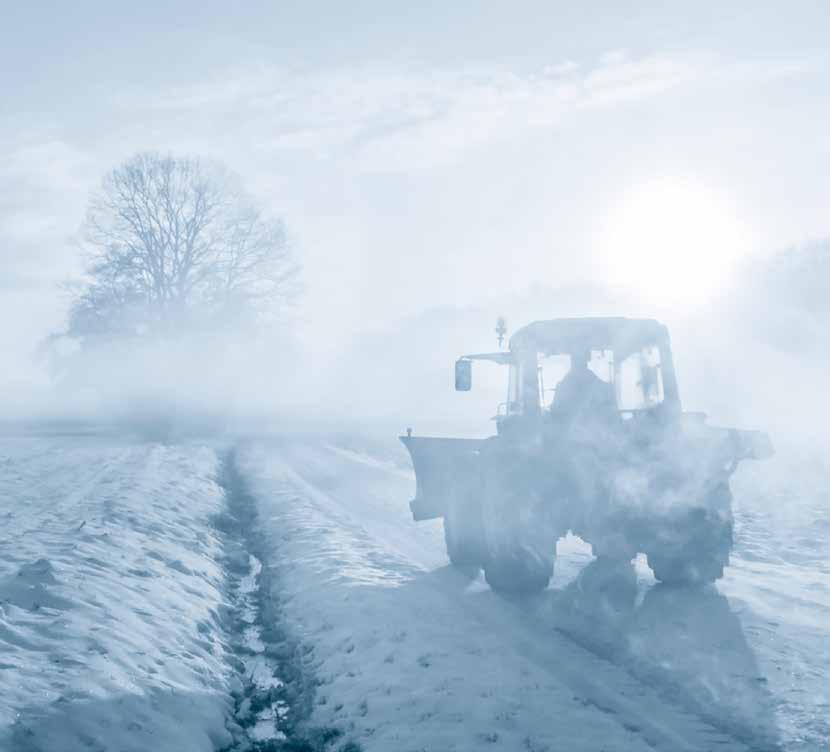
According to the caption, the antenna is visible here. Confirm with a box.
[495,316,507,349]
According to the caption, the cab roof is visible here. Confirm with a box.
[509,317,671,359]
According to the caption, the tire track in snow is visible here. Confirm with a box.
[451,586,759,751]
[216,449,350,752]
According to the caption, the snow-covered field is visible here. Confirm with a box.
[1,431,827,751]
[726,457,830,749]
[0,435,236,752]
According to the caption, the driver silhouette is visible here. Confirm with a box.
[551,349,617,425]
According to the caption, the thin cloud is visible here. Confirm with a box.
[111,51,819,173]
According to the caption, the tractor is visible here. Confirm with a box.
[401,317,773,595]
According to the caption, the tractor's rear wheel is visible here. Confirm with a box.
[478,449,559,596]
[484,548,553,596]
[443,497,487,573]
[646,503,733,586]
[646,550,727,585]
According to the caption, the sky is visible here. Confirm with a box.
[2,1,830,393]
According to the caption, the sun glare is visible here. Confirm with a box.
[598,177,753,306]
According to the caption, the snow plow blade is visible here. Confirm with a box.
[399,436,484,521]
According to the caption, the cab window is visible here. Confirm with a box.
[537,350,614,409]
[537,353,570,408]
[615,345,664,412]
[588,349,614,384]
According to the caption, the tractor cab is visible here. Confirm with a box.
[455,317,682,433]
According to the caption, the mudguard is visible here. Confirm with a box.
[400,436,484,521]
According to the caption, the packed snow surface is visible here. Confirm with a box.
[237,435,829,752]
[1,431,826,751]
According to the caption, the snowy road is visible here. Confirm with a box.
[238,435,825,752]
[1,432,826,751]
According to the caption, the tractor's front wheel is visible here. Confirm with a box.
[484,548,553,596]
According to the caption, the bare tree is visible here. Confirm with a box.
[68,152,298,341]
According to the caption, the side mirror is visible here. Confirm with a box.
[455,359,472,391]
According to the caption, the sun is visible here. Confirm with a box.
[597,177,753,306]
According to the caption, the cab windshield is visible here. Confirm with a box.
[616,345,664,412]
[532,346,665,414]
